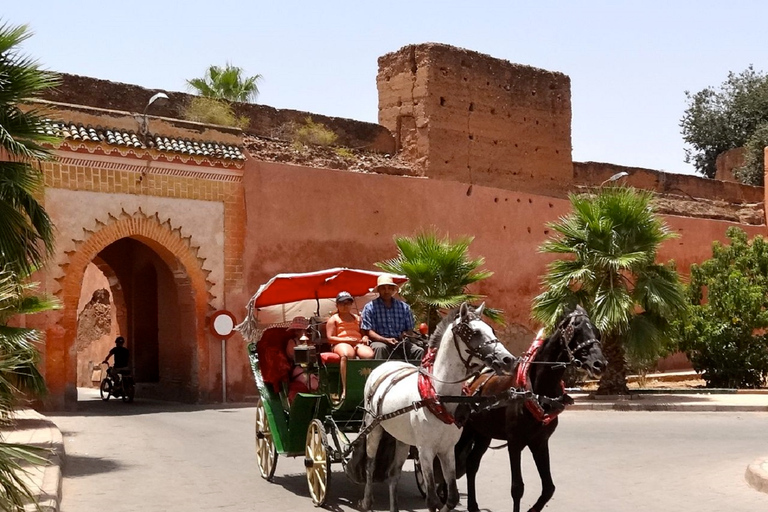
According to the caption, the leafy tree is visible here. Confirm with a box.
[0,22,59,275]
[375,230,499,332]
[678,228,768,388]
[532,186,687,395]
[186,63,262,103]
[680,65,768,183]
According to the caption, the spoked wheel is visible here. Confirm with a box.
[414,457,427,498]
[305,419,331,506]
[254,396,277,481]
[99,379,112,401]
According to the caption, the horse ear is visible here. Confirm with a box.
[475,302,486,318]
[459,302,469,320]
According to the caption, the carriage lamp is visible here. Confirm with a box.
[293,339,317,367]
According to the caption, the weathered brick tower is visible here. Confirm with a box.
[377,43,573,195]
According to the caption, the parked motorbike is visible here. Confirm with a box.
[100,364,135,403]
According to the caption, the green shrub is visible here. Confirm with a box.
[678,227,768,388]
[181,97,249,129]
[292,117,338,146]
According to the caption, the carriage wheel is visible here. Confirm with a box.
[305,419,331,506]
[414,457,427,498]
[255,396,278,481]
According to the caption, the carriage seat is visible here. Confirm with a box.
[319,352,341,365]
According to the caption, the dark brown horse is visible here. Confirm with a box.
[456,305,606,512]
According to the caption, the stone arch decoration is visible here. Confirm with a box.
[46,207,216,408]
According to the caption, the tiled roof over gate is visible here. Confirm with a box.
[44,121,246,161]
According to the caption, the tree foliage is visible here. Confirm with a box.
[680,66,768,184]
[0,21,60,510]
[186,63,262,103]
[375,230,499,331]
[532,186,687,395]
[678,228,768,388]
[0,22,58,275]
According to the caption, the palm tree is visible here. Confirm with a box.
[0,21,59,275]
[186,63,262,103]
[0,266,56,511]
[375,230,499,332]
[531,187,687,395]
[0,21,60,511]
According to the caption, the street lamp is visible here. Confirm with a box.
[600,171,629,187]
[139,92,169,137]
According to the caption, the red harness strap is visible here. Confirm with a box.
[515,333,565,426]
[418,347,457,425]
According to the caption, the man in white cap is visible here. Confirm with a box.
[361,274,424,361]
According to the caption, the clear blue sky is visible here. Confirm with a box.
[8,1,768,176]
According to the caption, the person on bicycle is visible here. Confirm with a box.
[102,336,130,385]
[361,275,424,361]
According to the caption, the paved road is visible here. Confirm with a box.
[51,391,768,512]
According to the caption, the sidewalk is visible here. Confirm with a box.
[0,408,64,511]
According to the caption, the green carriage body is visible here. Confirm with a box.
[249,340,388,456]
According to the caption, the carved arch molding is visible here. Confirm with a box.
[46,207,217,406]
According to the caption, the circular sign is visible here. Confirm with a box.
[210,310,237,339]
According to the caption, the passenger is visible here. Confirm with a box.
[326,291,374,402]
[285,316,318,401]
[361,275,424,361]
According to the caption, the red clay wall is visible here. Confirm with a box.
[378,44,573,196]
[226,159,765,399]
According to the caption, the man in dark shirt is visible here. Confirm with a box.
[103,336,130,382]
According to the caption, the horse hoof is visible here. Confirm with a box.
[468,505,479,512]
[359,499,372,511]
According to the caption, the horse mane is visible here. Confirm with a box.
[428,307,462,348]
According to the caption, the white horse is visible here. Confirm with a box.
[361,303,517,512]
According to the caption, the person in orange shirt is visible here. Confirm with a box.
[325,291,374,402]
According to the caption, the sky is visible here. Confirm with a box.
[7,1,768,176]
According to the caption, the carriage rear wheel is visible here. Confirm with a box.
[305,419,331,506]
[255,396,278,481]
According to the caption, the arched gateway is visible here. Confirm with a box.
[45,210,215,407]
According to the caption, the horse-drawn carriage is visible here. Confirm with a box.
[237,268,424,506]
[238,267,607,512]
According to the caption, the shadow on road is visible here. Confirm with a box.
[271,469,427,512]
[48,388,256,418]
[62,453,125,478]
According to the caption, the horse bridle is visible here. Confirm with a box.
[452,313,503,372]
[556,310,601,368]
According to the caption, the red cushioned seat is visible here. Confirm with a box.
[320,352,341,364]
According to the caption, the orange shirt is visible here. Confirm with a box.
[330,313,362,345]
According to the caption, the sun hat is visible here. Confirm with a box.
[335,291,354,303]
[288,316,309,331]
[375,274,398,290]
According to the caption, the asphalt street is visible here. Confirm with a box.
[50,391,768,512]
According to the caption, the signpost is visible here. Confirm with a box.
[209,310,237,403]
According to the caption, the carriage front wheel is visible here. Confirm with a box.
[255,396,278,481]
[414,457,427,498]
[305,419,331,506]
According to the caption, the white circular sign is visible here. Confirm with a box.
[210,310,237,339]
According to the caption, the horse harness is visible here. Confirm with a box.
[515,310,600,424]
[347,315,528,456]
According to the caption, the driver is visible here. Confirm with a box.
[102,336,130,383]
[361,275,424,361]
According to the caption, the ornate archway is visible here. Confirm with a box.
[45,208,215,408]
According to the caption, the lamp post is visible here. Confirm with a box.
[600,171,629,187]
[139,92,169,137]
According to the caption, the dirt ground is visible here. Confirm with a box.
[580,376,708,391]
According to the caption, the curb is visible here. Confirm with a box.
[570,402,768,412]
[2,409,65,512]
[746,457,768,494]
